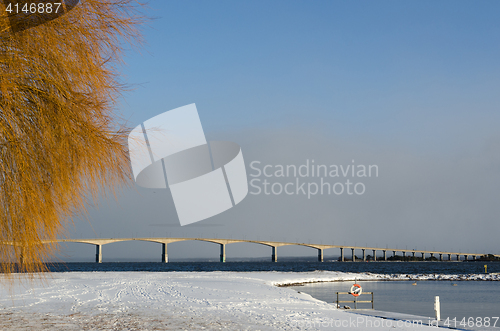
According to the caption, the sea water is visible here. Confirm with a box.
[290,280,500,327]
[46,260,500,274]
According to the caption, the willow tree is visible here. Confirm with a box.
[0,0,143,274]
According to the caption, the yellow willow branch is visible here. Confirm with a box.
[0,0,146,279]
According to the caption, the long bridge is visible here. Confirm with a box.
[6,237,497,263]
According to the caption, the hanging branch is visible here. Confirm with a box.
[0,0,145,276]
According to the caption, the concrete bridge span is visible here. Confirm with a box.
[3,238,498,263]
[52,238,334,263]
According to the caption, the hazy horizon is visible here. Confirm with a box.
[56,1,500,262]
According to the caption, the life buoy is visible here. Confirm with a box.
[350,284,362,297]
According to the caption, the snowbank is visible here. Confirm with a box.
[0,271,481,330]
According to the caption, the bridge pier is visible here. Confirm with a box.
[402,251,406,259]
[464,255,468,261]
[439,254,442,261]
[373,250,376,261]
[340,248,344,262]
[317,249,323,262]
[383,250,387,261]
[456,254,460,261]
[412,251,415,257]
[362,249,366,261]
[272,246,277,262]
[96,245,102,263]
[393,251,396,258]
[162,243,168,263]
[448,254,451,260]
[351,248,355,262]
[421,252,425,259]
[220,244,226,262]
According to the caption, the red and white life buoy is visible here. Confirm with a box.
[350,284,362,297]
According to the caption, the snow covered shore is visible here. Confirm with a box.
[0,271,494,330]
[266,271,500,286]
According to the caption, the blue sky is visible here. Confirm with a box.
[120,1,500,147]
[60,1,500,261]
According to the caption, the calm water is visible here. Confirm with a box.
[46,261,500,274]
[290,281,500,325]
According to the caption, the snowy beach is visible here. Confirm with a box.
[2,271,498,330]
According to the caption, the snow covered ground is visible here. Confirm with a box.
[0,271,496,330]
